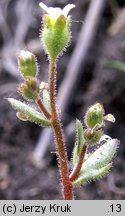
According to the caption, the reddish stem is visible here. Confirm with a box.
[49,59,73,200]
[69,144,87,182]
[36,97,52,120]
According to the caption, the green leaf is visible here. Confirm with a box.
[76,119,84,155]
[72,144,78,165]
[72,139,119,187]
[8,98,52,127]
[42,89,51,112]
[81,139,119,171]
[103,60,125,72]
[73,163,112,188]
[72,120,85,165]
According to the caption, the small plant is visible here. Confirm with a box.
[8,2,119,200]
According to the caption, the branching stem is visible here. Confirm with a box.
[69,144,87,182]
[49,59,73,200]
[36,97,52,120]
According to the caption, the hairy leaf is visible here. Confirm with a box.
[73,139,119,187]
[76,119,84,155]
[72,119,85,165]
[81,139,119,171]
[42,89,51,112]
[72,144,78,165]
[73,163,112,187]
[8,98,52,127]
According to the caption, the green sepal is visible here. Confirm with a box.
[18,50,38,78]
[18,77,39,101]
[84,128,103,146]
[8,98,52,127]
[73,163,112,188]
[84,103,104,128]
[41,14,70,59]
[42,89,51,113]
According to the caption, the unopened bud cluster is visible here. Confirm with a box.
[18,50,39,101]
[83,103,115,145]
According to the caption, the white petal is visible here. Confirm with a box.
[104,114,116,123]
[63,4,75,17]
[20,50,31,59]
[48,7,62,19]
[39,2,49,14]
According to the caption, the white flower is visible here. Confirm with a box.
[39,2,75,19]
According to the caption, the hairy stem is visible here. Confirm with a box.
[69,144,87,182]
[36,97,52,120]
[49,59,73,200]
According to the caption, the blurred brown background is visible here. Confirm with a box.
[0,0,125,200]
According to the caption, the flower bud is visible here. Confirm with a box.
[84,103,104,129]
[18,77,39,101]
[39,2,75,59]
[18,50,38,78]
[84,128,103,145]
